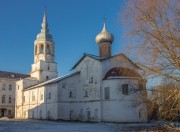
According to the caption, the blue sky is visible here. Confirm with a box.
[0,0,127,76]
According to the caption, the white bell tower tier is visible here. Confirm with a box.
[30,9,58,83]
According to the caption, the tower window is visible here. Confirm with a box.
[46,76,49,80]
[40,44,44,54]
[47,66,50,70]
[122,84,129,95]
[46,44,50,54]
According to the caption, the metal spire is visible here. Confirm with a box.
[102,17,107,32]
[36,8,53,42]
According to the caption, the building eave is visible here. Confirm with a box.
[24,71,80,91]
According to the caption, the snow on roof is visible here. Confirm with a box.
[71,53,139,70]
[24,71,80,90]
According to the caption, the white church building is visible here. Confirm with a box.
[15,10,147,122]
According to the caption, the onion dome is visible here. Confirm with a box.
[95,22,114,44]
[35,9,54,42]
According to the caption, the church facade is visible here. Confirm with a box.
[15,11,147,122]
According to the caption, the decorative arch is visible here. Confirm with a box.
[104,67,141,80]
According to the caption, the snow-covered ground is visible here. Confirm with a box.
[0,118,178,132]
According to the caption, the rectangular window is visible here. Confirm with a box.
[2,95,5,103]
[8,110,11,115]
[84,90,88,97]
[9,97,12,103]
[46,76,49,80]
[122,84,128,95]
[17,85,20,90]
[9,85,12,91]
[69,91,73,98]
[89,76,93,83]
[2,84,6,90]
[40,94,43,100]
[105,87,110,99]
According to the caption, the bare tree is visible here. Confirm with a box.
[148,79,180,121]
[122,0,180,82]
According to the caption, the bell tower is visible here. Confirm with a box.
[30,9,58,82]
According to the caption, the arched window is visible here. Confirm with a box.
[40,44,44,54]
[46,44,50,54]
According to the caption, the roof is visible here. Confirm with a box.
[71,53,139,70]
[0,71,30,80]
[24,71,80,90]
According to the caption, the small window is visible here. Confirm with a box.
[2,95,5,103]
[2,84,6,90]
[8,110,11,115]
[9,85,12,91]
[69,91,73,98]
[47,66,50,70]
[84,90,88,97]
[122,84,128,95]
[105,87,110,99]
[89,76,93,83]
[8,97,12,103]
[46,76,49,80]
[46,44,50,54]
[17,85,20,90]
[48,92,51,99]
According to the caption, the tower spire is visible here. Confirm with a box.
[102,17,107,32]
[35,8,53,42]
